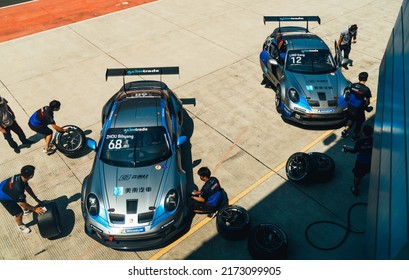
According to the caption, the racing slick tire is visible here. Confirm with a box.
[275,86,282,113]
[54,125,86,155]
[247,223,288,260]
[286,152,316,183]
[34,200,62,239]
[308,152,335,183]
[216,205,251,240]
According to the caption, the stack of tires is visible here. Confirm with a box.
[285,152,335,184]
[216,205,288,259]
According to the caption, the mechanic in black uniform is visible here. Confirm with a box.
[343,125,373,196]
[0,96,33,153]
[190,167,225,217]
[0,165,45,234]
[341,72,372,141]
[28,100,67,155]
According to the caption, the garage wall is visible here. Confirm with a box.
[367,0,409,259]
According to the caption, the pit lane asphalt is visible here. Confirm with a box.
[0,0,401,260]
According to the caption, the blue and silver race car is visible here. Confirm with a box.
[81,67,195,250]
[260,16,350,127]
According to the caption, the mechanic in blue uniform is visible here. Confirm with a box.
[342,125,373,196]
[0,165,45,234]
[190,167,225,217]
[28,100,67,154]
[337,24,358,69]
[276,32,286,62]
[341,72,372,141]
[0,97,33,153]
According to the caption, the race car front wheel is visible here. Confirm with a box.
[275,86,282,113]
[54,125,86,155]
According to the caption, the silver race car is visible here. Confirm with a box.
[81,67,195,250]
[260,16,350,127]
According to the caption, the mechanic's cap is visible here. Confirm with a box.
[21,165,35,178]
[358,72,368,81]
[349,24,358,31]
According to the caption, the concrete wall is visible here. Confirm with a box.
[367,0,409,259]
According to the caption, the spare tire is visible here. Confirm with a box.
[286,152,316,183]
[308,152,335,183]
[216,205,251,240]
[54,125,86,155]
[248,223,288,260]
[34,200,62,239]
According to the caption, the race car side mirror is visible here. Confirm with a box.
[87,138,97,151]
[269,58,279,66]
[177,136,187,147]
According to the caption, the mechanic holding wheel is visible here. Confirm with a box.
[190,167,225,218]
[28,100,67,155]
[0,165,45,234]
[337,24,358,69]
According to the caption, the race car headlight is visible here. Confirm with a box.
[288,88,300,103]
[87,193,100,216]
[164,189,178,212]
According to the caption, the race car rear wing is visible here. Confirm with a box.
[263,16,321,32]
[105,66,179,81]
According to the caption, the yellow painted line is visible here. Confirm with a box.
[149,128,335,260]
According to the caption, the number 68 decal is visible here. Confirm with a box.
[108,139,123,149]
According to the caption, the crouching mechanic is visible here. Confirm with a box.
[0,165,45,234]
[28,100,67,155]
[190,167,226,217]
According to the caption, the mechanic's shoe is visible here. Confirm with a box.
[341,130,349,138]
[23,210,31,216]
[14,147,21,154]
[342,64,349,70]
[365,106,374,113]
[18,224,31,234]
[43,147,55,155]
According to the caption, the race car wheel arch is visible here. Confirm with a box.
[247,223,288,260]
[286,152,316,183]
[54,125,86,155]
[275,85,282,113]
[34,200,62,239]
[308,152,336,183]
[216,205,251,240]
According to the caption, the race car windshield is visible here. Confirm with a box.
[285,49,336,74]
[99,127,172,167]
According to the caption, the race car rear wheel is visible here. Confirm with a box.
[275,86,282,113]
[35,200,62,239]
[216,205,251,240]
[309,152,335,183]
[54,125,86,155]
[286,152,316,183]
[248,223,288,260]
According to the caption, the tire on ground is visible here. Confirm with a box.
[308,152,336,183]
[248,223,288,260]
[54,125,86,155]
[35,200,62,239]
[285,152,316,183]
[216,205,251,240]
